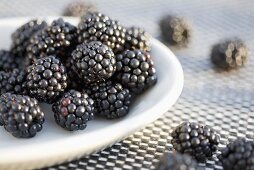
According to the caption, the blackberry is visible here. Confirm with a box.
[211,39,248,70]
[87,81,132,119]
[77,12,126,53]
[26,55,68,103]
[0,93,44,138]
[26,18,77,61]
[0,69,27,95]
[219,138,254,170]
[71,41,116,84]
[125,27,151,52]
[157,152,198,170]
[115,50,157,94]
[11,19,47,57]
[0,50,20,71]
[65,57,83,90]
[52,90,94,131]
[159,15,191,47]
[63,1,97,17]
[171,122,220,162]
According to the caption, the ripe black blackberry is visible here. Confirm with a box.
[115,50,157,94]
[0,93,44,138]
[157,152,198,170]
[26,55,68,103]
[71,41,116,84]
[87,81,132,119]
[159,15,191,47]
[171,122,220,162]
[64,57,83,90]
[77,12,126,54]
[26,18,77,61]
[63,1,97,17]
[0,69,27,95]
[0,50,20,71]
[52,90,94,131]
[211,39,248,70]
[11,19,47,57]
[124,27,151,52]
[219,138,254,170]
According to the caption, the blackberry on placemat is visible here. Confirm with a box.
[211,39,248,70]
[171,122,220,162]
[219,138,254,170]
[159,15,191,47]
[63,1,97,17]
[157,152,198,170]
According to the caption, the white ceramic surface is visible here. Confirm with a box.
[0,17,184,170]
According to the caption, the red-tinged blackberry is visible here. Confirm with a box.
[0,50,21,71]
[0,93,44,138]
[11,19,47,57]
[219,138,254,170]
[0,69,27,95]
[77,12,126,54]
[63,1,97,17]
[26,18,77,61]
[211,39,248,70]
[125,27,151,52]
[87,81,132,119]
[159,15,191,47]
[52,90,94,131]
[171,122,220,162]
[71,41,116,84]
[115,50,157,94]
[157,152,198,170]
[26,55,68,104]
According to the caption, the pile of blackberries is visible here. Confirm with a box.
[0,12,157,138]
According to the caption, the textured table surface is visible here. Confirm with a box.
[1,0,254,169]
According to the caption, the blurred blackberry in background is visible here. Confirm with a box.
[0,93,44,138]
[87,81,132,119]
[211,39,248,70]
[0,50,20,71]
[0,69,27,95]
[115,50,157,94]
[26,18,77,62]
[77,12,126,54]
[26,55,68,103]
[63,1,97,17]
[71,41,116,85]
[11,19,47,58]
[159,15,191,47]
[219,138,254,170]
[171,122,220,162]
[53,90,94,131]
[157,152,198,170]
[124,27,151,52]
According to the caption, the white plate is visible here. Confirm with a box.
[0,17,184,170]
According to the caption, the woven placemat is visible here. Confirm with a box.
[1,0,254,169]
